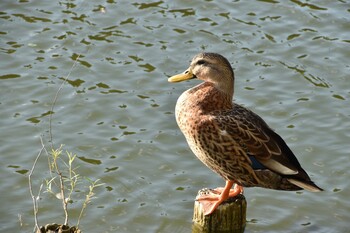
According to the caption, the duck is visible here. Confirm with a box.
[168,52,323,215]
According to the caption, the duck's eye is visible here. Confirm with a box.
[196,60,206,65]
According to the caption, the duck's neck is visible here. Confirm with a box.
[178,82,233,114]
[214,80,234,99]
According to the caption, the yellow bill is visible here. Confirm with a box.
[168,70,195,82]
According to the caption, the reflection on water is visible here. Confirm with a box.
[280,61,331,88]
[1,0,349,232]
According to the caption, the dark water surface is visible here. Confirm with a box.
[1,1,349,232]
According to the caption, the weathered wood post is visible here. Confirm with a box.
[192,188,247,233]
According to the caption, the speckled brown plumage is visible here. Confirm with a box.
[168,52,323,215]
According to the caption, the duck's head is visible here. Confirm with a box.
[168,52,235,96]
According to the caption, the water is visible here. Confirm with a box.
[1,1,349,232]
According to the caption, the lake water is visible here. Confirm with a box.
[1,1,349,232]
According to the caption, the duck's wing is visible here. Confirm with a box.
[204,104,323,192]
[211,105,307,178]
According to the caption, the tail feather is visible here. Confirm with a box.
[287,178,323,192]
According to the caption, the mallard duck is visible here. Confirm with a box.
[168,52,323,215]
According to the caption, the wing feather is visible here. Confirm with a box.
[210,104,301,176]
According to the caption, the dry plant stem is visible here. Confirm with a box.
[28,136,46,232]
[48,53,81,150]
[76,179,103,228]
[28,52,90,231]
[59,171,69,226]
[52,151,69,226]
[76,184,92,227]
[47,53,81,217]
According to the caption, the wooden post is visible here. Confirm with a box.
[192,188,247,233]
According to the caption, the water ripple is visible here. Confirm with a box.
[0,0,349,232]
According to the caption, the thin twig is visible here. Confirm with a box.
[48,53,81,150]
[51,147,70,226]
[28,136,46,232]
[77,179,104,228]
[59,169,69,226]
[47,52,85,226]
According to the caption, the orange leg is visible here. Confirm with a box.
[196,180,244,215]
